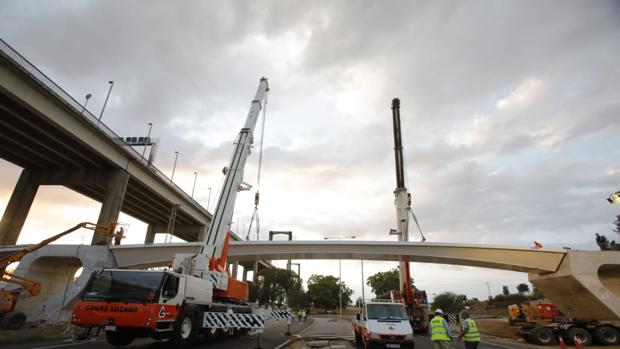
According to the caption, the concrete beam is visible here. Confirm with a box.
[0,169,39,245]
[108,240,566,273]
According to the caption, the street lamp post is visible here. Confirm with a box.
[361,260,365,304]
[81,93,92,114]
[207,187,212,211]
[98,81,114,125]
[323,235,356,321]
[191,171,198,198]
[170,151,179,184]
[141,122,153,158]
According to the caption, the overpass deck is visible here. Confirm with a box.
[0,38,210,242]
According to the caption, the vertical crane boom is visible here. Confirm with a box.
[173,78,269,291]
[391,98,411,295]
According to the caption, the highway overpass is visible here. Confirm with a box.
[0,38,211,244]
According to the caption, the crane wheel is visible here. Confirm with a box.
[530,327,557,346]
[566,327,593,346]
[105,330,135,347]
[170,310,197,345]
[593,326,620,346]
[0,312,26,330]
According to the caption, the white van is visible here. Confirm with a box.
[352,301,415,349]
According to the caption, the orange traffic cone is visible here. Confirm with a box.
[574,336,585,349]
[558,336,566,349]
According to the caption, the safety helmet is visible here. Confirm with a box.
[434,308,444,314]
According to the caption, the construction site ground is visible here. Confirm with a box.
[0,318,314,349]
[284,317,620,349]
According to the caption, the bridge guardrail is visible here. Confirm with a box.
[0,38,209,217]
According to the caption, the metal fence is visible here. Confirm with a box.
[0,38,208,216]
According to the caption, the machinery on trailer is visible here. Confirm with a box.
[1,222,120,330]
[388,98,430,333]
[71,78,289,346]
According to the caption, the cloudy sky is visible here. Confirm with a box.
[1,0,619,301]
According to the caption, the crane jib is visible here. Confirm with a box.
[203,79,269,258]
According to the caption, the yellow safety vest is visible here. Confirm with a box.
[430,315,450,341]
[462,319,480,342]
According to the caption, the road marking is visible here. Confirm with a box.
[274,320,318,349]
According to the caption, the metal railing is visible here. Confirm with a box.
[0,38,209,217]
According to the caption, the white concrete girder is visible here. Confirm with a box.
[109,240,566,273]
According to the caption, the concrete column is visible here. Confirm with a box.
[232,262,239,279]
[93,170,129,245]
[0,169,39,245]
[144,225,156,244]
[242,267,248,282]
[253,260,259,283]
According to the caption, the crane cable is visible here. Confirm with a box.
[408,207,426,242]
[245,91,269,240]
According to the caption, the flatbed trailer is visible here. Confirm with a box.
[520,320,620,346]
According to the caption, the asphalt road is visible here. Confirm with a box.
[3,319,312,349]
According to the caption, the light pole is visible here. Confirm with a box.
[81,93,92,114]
[98,81,114,125]
[361,260,365,304]
[191,171,198,198]
[323,235,356,321]
[141,122,153,158]
[170,151,179,184]
[207,187,212,211]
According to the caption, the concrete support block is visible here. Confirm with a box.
[93,170,129,245]
[529,251,620,320]
[0,169,39,245]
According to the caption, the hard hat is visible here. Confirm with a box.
[434,308,444,314]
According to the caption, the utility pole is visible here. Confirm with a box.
[98,81,114,125]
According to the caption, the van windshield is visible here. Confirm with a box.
[367,303,408,321]
[81,270,165,303]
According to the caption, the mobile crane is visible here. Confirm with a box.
[71,78,288,347]
[1,222,119,330]
[389,98,430,333]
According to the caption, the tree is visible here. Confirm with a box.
[516,283,530,294]
[307,274,353,311]
[431,292,467,314]
[255,268,303,306]
[366,268,415,300]
[502,285,510,296]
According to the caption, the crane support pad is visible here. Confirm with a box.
[203,312,264,329]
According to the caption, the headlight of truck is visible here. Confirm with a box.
[404,332,414,340]
[369,332,381,339]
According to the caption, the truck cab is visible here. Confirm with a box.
[353,301,415,349]
[72,269,211,346]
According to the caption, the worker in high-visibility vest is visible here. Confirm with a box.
[430,309,453,349]
[458,311,481,349]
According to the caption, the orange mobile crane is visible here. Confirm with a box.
[0,222,121,330]
[71,78,290,347]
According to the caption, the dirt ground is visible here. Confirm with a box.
[476,318,520,339]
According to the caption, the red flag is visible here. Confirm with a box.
[533,241,543,249]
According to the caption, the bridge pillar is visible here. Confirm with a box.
[232,261,239,279]
[144,225,156,244]
[93,170,129,245]
[0,169,39,245]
